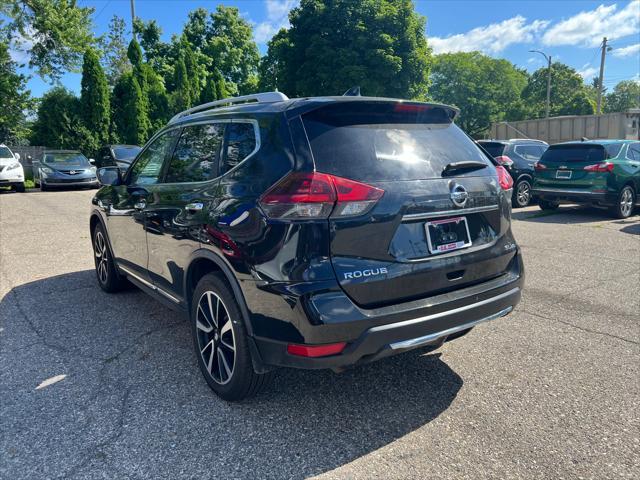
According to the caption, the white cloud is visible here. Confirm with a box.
[254,0,298,44]
[613,42,640,57]
[542,0,640,47]
[430,16,549,55]
[577,64,598,80]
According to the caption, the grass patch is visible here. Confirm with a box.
[24,179,35,188]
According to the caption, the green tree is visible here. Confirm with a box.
[522,62,595,118]
[429,52,528,137]
[258,29,291,92]
[200,67,228,103]
[1,0,95,79]
[80,48,110,148]
[604,80,640,113]
[30,86,96,153]
[0,42,32,143]
[171,55,192,112]
[263,0,430,99]
[100,15,131,86]
[111,72,151,145]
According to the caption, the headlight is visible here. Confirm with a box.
[41,167,54,174]
[6,163,21,171]
[90,166,97,173]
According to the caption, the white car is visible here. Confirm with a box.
[0,144,25,192]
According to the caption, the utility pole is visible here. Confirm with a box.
[130,0,136,40]
[529,50,552,118]
[596,37,608,115]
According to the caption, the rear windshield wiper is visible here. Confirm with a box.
[442,161,488,177]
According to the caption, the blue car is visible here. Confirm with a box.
[34,150,99,191]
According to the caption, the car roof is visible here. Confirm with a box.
[478,139,548,145]
[106,144,140,148]
[174,95,460,125]
[554,139,634,146]
[43,150,83,154]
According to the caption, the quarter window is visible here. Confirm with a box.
[220,122,257,176]
[165,123,224,183]
[128,130,178,185]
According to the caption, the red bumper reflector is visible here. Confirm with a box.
[287,342,347,358]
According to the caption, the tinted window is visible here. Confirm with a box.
[514,144,546,161]
[165,124,224,183]
[303,103,491,181]
[478,142,506,157]
[541,144,612,163]
[113,146,141,160]
[221,122,257,175]
[604,143,623,158]
[128,130,178,185]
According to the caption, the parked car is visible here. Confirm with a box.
[0,144,25,192]
[91,92,524,401]
[34,150,99,190]
[532,140,640,218]
[477,139,548,208]
[95,144,141,172]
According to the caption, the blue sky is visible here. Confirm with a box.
[14,0,640,97]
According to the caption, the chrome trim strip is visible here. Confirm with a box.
[389,306,513,350]
[402,204,499,221]
[532,187,604,195]
[368,287,520,334]
[119,266,181,304]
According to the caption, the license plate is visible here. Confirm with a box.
[425,216,472,254]
[556,170,572,179]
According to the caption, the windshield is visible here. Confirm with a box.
[43,152,90,167]
[113,146,141,160]
[303,103,492,182]
[0,147,14,158]
[541,143,621,163]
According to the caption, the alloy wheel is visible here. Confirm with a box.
[196,291,236,385]
[516,181,531,207]
[620,188,633,218]
[94,231,108,284]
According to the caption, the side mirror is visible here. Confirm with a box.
[27,155,32,161]
[97,166,122,186]
[14,153,20,161]
[89,158,95,164]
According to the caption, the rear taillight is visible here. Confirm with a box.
[534,162,546,171]
[259,172,384,220]
[584,162,614,173]
[495,155,514,167]
[495,165,514,190]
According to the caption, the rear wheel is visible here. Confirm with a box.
[512,178,532,208]
[92,224,127,292]
[191,273,273,401]
[15,183,25,193]
[611,186,635,219]
[539,199,559,211]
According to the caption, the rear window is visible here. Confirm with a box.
[541,144,622,163]
[113,146,141,160]
[302,102,492,182]
[478,142,506,157]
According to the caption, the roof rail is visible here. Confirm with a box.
[169,91,289,124]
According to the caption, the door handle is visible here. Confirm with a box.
[185,202,204,212]
[630,163,639,168]
[134,199,147,210]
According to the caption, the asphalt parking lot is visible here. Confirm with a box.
[1,188,638,480]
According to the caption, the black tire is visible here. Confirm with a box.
[40,180,47,191]
[191,273,273,401]
[610,185,635,219]
[92,223,127,293]
[539,199,559,211]
[512,178,532,208]
[15,183,25,193]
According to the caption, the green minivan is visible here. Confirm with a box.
[532,140,640,218]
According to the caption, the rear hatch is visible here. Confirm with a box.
[301,102,516,308]
[535,143,623,189]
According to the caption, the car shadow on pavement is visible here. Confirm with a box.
[512,205,638,224]
[1,270,463,479]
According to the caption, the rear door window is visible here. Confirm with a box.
[627,143,640,161]
[302,103,491,182]
[514,144,546,161]
[220,122,257,176]
[165,123,224,183]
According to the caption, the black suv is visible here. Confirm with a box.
[91,93,524,400]
[95,144,142,171]
[478,139,548,208]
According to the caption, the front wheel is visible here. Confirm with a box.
[539,199,559,211]
[611,186,635,219]
[92,224,128,292]
[13,183,25,193]
[512,179,532,208]
[40,180,47,191]
[191,273,273,401]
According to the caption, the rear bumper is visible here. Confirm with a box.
[532,187,615,206]
[250,252,524,370]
